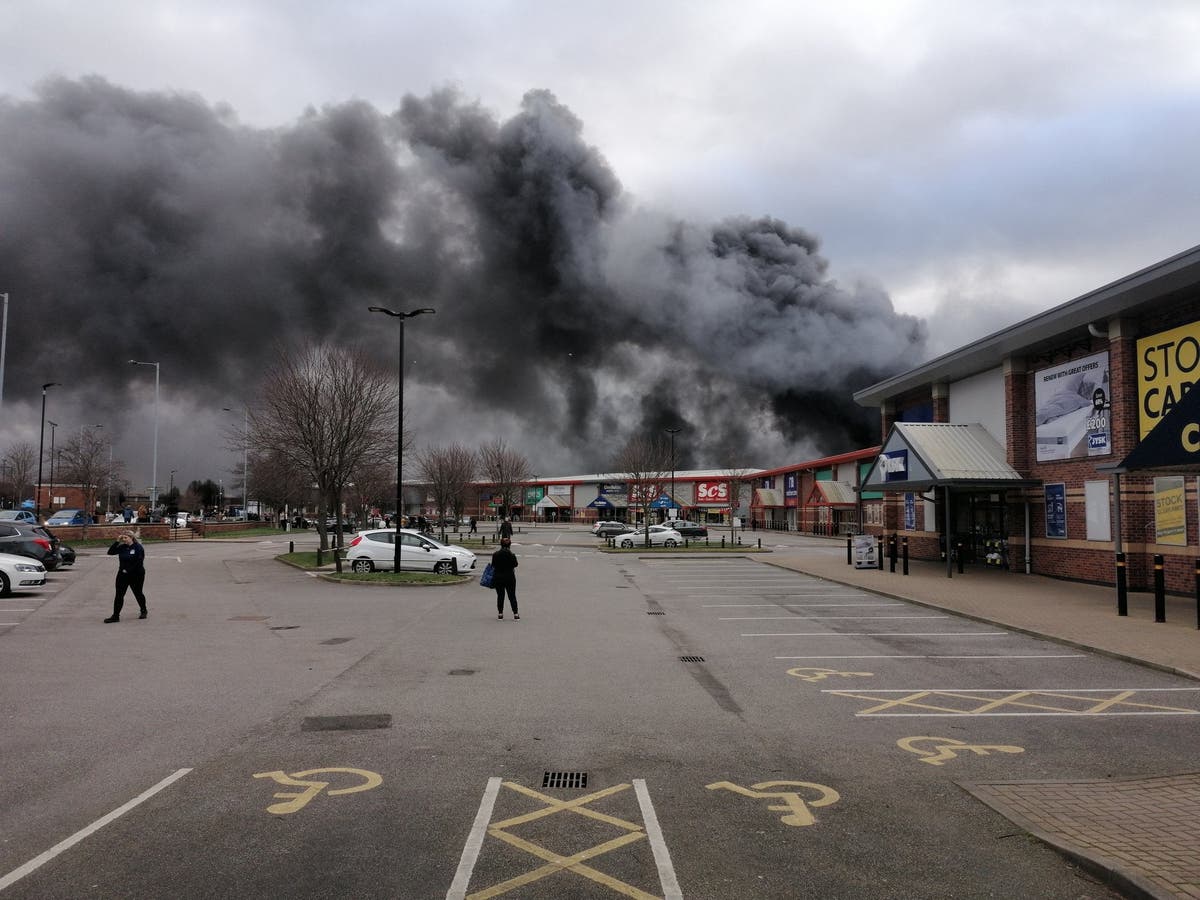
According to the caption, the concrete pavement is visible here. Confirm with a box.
[764,540,1200,900]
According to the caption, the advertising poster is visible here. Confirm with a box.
[1034,351,1111,461]
[1153,476,1187,546]
[1045,483,1067,538]
[1137,320,1200,439]
[904,493,916,530]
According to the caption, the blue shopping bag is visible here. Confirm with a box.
[479,563,495,588]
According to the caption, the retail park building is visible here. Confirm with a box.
[483,245,1200,594]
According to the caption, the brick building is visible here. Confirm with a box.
[853,244,1200,593]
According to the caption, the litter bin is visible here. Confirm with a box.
[853,534,877,569]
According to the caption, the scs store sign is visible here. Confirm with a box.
[696,481,730,504]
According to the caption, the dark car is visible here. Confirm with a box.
[591,521,634,537]
[0,523,59,569]
[58,544,76,566]
[663,519,708,537]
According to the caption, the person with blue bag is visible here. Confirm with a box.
[490,536,519,620]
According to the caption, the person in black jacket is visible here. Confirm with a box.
[491,536,519,620]
[105,530,148,622]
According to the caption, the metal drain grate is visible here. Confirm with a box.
[647,610,665,615]
[301,714,392,731]
[679,655,706,663]
[320,638,351,645]
[542,771,588,789]
[449,669,476,675]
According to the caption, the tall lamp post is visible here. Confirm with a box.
[666,426,681,518]
[129,360,160,511]
[223,406,249,519]
[47,421,58,512]
[368,305,435,571]
[35,382,60,522]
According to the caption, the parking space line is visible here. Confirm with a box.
[703,603,902,608]
[720,615,948,621]
[447,777,502,900]
[633,779,682,900]
[0,768,192,892]
[742,632,1008,637]
[776,655,1087,660]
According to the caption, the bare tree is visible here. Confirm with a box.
[250,341,394,550]
[55,427,114,520]
[416,443,477,537]
[2,441,37,506]
[613,433,671,546]
[345,460,393,528]
[718,464,758,543]
[478,438,532,519]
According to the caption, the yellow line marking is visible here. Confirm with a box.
[829,689,1200,716]
[897,736,1025,766]
[786,666,874,682]
[706,780,840,827]
[251,767,382,815]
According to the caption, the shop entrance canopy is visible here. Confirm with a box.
[861,423,1038,493]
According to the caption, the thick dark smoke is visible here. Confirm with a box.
[0,77,926,483]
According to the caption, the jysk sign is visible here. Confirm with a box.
[878,450,908,482]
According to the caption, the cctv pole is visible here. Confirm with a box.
[0,293,8,410]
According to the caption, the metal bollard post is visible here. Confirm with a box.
[1116,552,1128,616]
[757,538,761,550]
[877,537,884,570]
[889,535,897,573]
[289,540,294,554]
[316,547,323,566]
[721,536,726,549]
[1154,554,1166,622]
[847,537,852,566]
[902,537,909,576]
[1194,558,1199,630]
[956,542,964,574]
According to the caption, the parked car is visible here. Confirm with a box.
[57,544,76,566]
[0,509,39,525]
[617,525,683,548]
[345,528,477,574]
[662,519,708,537]
[0,523,59,569]
[45,509,92,526]
[592,521,634,537]
[0,551,47,596]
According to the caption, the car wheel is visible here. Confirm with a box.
[434,560,454,575]
[351,558,374,574]
[620,538,633,549]
[664,539,677,547]
[0,572,9,597]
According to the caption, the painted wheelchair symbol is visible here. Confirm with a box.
[706,780,840,827]
[897,736,1025,766]
[252,767,383,814]
[786,666,873,683]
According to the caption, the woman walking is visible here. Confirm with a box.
[105,529,148,623]
[491,536,519,620]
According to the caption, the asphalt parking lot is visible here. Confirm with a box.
[1,528,1195,898]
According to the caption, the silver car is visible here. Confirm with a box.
[617,525,683,548]
[345,528,477,574]
[0,551,46,596]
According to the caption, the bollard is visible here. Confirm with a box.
[737,535,742,546]
[847,537,852,566]
[956,542,964,575]
[902,537,909,576]
[289,540,294,555]
[757,538,761,550]
[316,547,323,566]
[1116,552,1128,616]
[721,536,726,549]
[889,534,897,573]
[1194,558,1200,630]
[877,537,884,570]
[1154,554,1166,622]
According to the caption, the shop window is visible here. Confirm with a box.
[1084,480,1111,541]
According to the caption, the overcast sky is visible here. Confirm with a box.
[3,0,1200,497]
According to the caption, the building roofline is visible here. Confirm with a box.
[853,242,1200,407]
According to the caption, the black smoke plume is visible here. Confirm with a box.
[0,77,926,482]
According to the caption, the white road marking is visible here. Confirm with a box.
[0,622,20,626]
[0,609,36,612]
[720,615,948,621]
[633,779,683,900]
[446,776,501,900]
[0,768,192,892]
[821,687,1200,692]
[776,655,1087,659]
[742,632,1008,637]
[704,603,901,608]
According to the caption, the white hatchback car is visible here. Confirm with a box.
[0,551,47,596]
[345,528,477,574]
[616,525,683,549]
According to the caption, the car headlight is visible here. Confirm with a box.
[15,564,42,573]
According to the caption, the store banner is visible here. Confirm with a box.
[696,481,730,504]
[1034,351,1111,461]
[1137,319,1200,439]
[784,472,798,498]
[1045,483,1067,539]
[904,493,916,530]
[1153,476,1187,546]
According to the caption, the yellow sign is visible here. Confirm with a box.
[1154,476,1187,546]
[897,736,1025,766]
[706,780,840,827]
[252,767,382,814]
[1138,320,1200,438]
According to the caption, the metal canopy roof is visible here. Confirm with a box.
[862,423,1039,493]
[854,243,1200,407]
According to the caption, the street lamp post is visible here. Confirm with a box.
[666,426,681,518]
[35,382,60,522]
[368,305,435,571]
[222,406,249,520]
[128,360,160,511]
[169,469,176,495]
[47,421,58,512]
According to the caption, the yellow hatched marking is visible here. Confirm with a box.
[830,689,1200,716]
[465,781,659,900]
